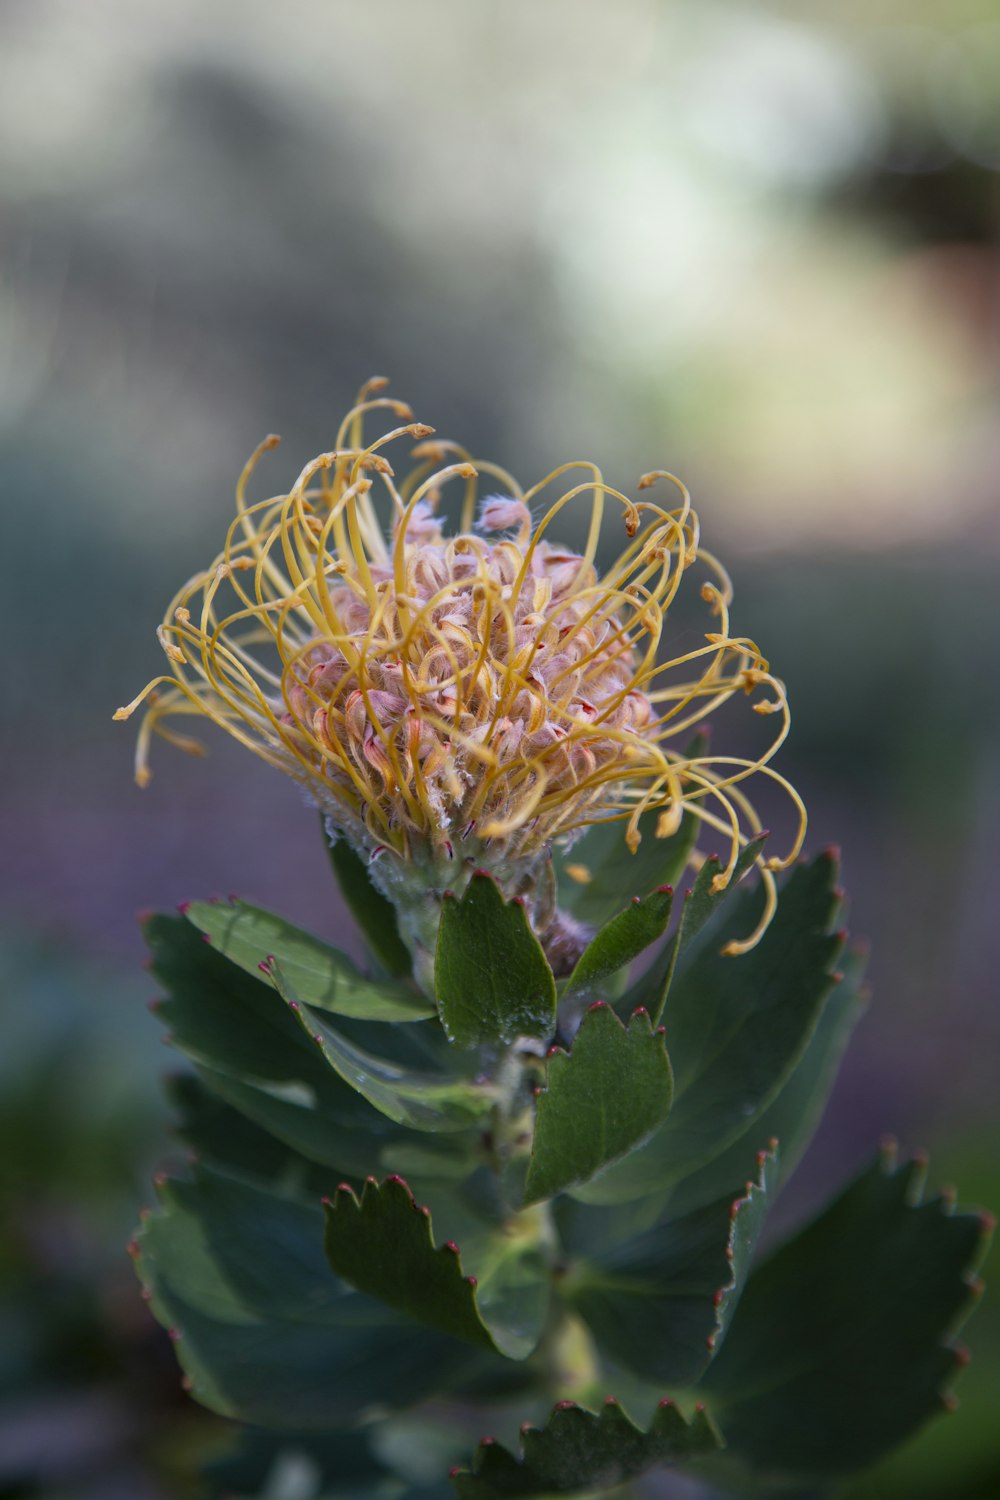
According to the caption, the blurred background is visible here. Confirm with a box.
[1,0,998,1495]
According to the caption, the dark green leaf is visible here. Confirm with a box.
[570,854,843,1207]
[267,963,495,1133]
[666,944,867,1217]
[146,913,439,1178]
[561,886,673,1003]
[134,1164,499,1427]
[167,1073,332,1198]
[434,874,556,1048]
[553,805,699,930]
[186,899,432,1021]
[701,1149,993,1478]
[450,1396,720,1498]
[325,827,413,979]
[524,1005,673,1205]
[194,1061,477,1183]
[628,834,767,1025]
[204,1424,389,1500]
[560,1146,777,1384]
[323,1175,547,1360]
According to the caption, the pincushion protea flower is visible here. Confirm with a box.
[115,378,804,957]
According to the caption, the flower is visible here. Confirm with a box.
[115,379,805,955]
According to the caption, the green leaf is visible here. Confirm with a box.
[146,914,439,1178]
[134,1164,500,1427]
[434,874,556,1048]
[450,1396,720,1498]
[666,944,867,1218]
[186,899,432,1021]
[167,1073,333,1198]
[701,1148,993,1478]
[570,853,843,1207]
[193,1061,477,1184]
[553,805,699,931]
[265,962,495,1134]
[560,886,673,1003]
[323,1175,547,1360]
[560,1146,777,1385]
[524,1005,673,1205]
[204,1425,390,1500]
[325,826,414,979]
[625,834,767,1025]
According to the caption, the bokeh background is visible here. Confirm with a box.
[2,1,999,1496]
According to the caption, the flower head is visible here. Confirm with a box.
[116,379,805,954]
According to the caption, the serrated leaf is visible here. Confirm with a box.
[146,914,442,1178]
[560,886,673,1003]
[559,1146,777,1384]
[324,1176,548,1360]
[325,826,414,979]
[553,803,699,930]
[623,834,767,1024]
[186,899,432,1021]
[451,1396,720,1498]
[134,1164,503,1427]
[194,1060,478,1186]
[434,874,556,1048]
[666,945,867,1218]
[267,963,495,1134]
[524,1005,673,1205]
[168,1073,333,1198]
[701,1150,993,1478]
[570,854,842,1207]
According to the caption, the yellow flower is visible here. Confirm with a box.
[115,378,805,955]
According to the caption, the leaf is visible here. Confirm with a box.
[450,1396,720,1498]
[193,1061,478,1185]
[624,834,767,1024]
[553,805,699,931]
[187,898,432,1020]
[324,825,414,979]
[204,1425,389,1500]
[266,962,495,1134]
[134,1164,503,1428]
[323,1175,548,1360]
[434,874,556,1048]
[167,1073,333,1198]
[701,1148,994,1478]
[665,944,867,1217]
[560,1146,777,1385]
[523,1005,673,1205]
[570,853,843,1207]
[146,913,438,1178]
[560,886,673,1003]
